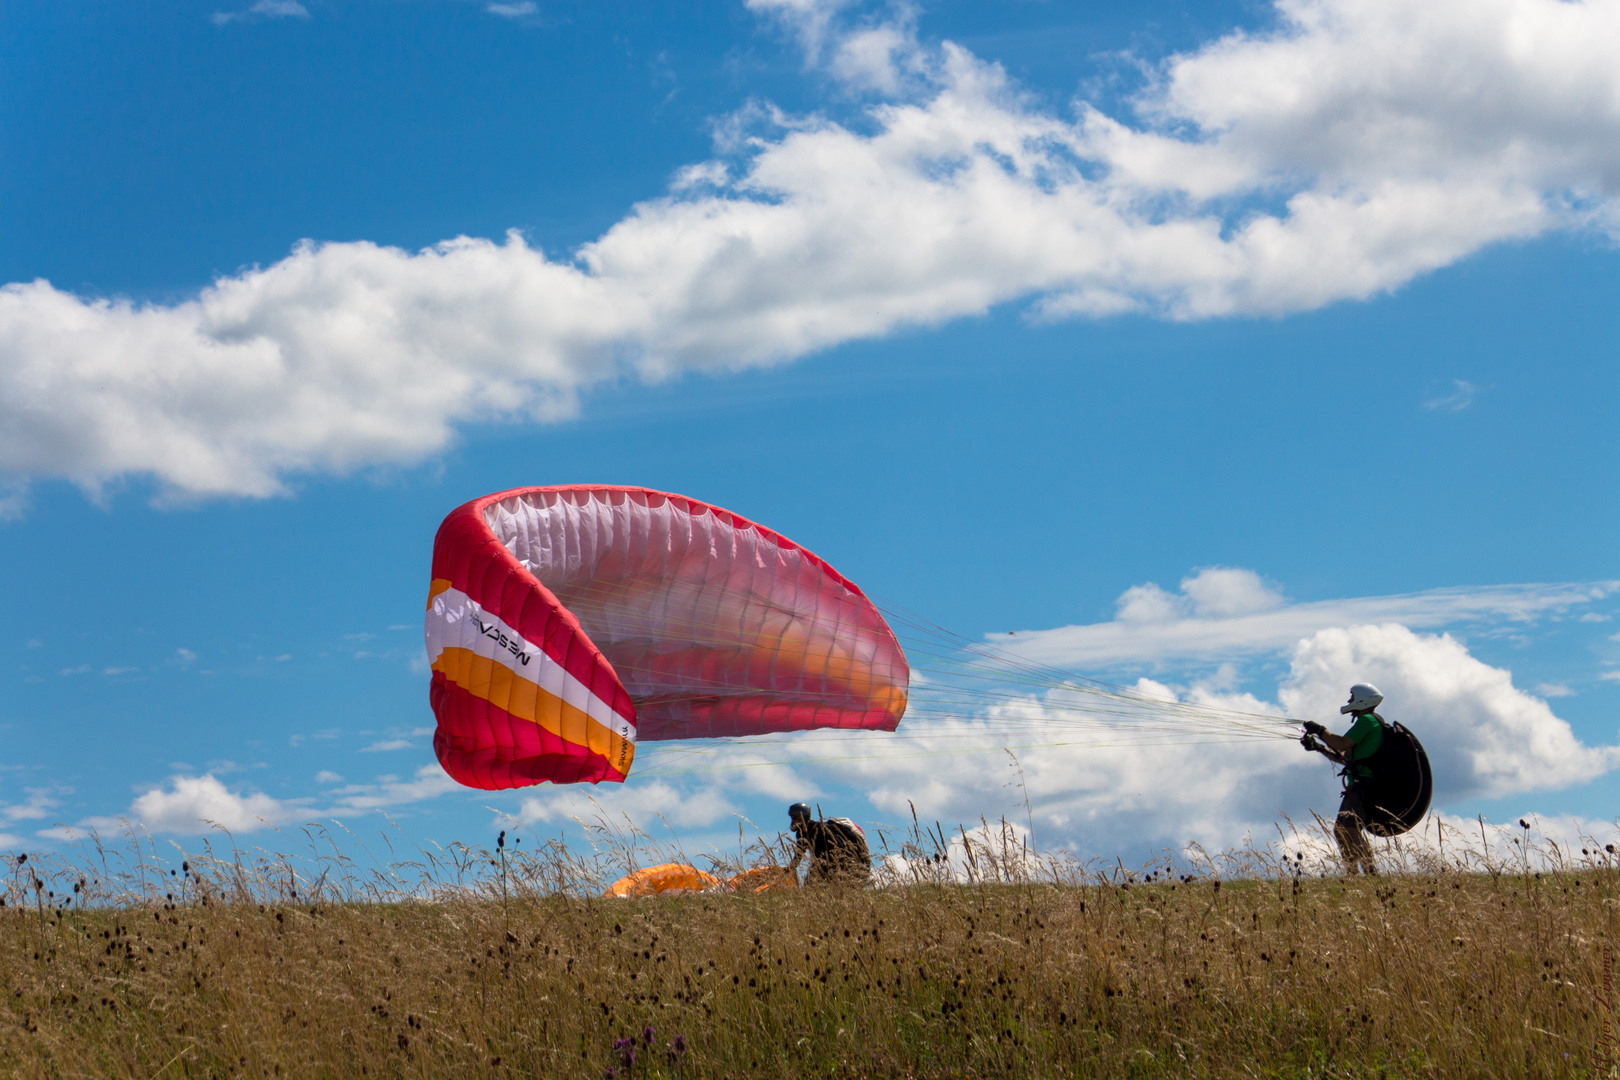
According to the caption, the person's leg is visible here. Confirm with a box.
[1334,788,1376,875]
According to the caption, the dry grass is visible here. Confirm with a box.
[2,819,1618,1079]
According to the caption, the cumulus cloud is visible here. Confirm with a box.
[116,774,303,834]
[1011,569,1616,667]
[843,699,1317,856]
[50,763,465,837]
[880,818,1039,883]
[506,779,741,832]
[7,0,1620,502]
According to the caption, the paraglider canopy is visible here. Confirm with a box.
[603,864,721,898]
[425,485,910,790]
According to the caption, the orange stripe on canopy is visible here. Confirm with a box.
[431,646,635,774]
[426,577,453,610]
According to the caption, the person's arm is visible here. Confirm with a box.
[1317,732,1354,759]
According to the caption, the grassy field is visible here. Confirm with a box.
[2,824,1617,1079]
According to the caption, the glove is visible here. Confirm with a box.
[1300,734,1320,753]
[1302,720,1327,737]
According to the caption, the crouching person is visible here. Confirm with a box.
[785,803,870,886]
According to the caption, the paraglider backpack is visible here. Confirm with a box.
[822,817,869,859]
[1346,717,1434,838]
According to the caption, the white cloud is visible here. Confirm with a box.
[212,0,309,25]
[747,0,860,68]
[848,705,1317,857]
[323,766,462,812]
[1580,612,1612,623]
[1180,566,1286,619]
[7,0,1620,502]
[1112,567,1291,627]
[1009,572,1616,667]
[1537,682,1575,698]
[506,779,740,831]
[58,763,464,837]
[360,739,415,753]
[1601,670,1620,682]
[115,774,304,834]
[486,1,537,17]
[2,788,58,823]
[322,767,460,809]
[1423,379,1485,412]
[881,818,1038,884]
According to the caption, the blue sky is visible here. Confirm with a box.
[2,0,1618,866]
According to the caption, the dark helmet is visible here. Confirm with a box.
[788,803,812,822]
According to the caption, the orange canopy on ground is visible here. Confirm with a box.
[602,863,722,898]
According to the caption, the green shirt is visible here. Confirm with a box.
[1343,711,1385,783]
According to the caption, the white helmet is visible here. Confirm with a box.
[1340,683,1384,715]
